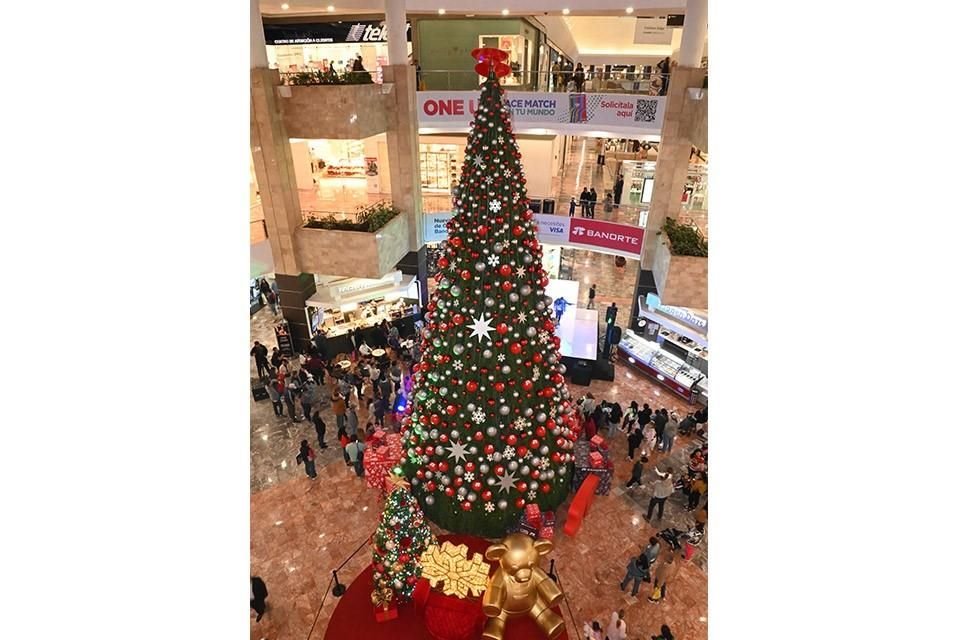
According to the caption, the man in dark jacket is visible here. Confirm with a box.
[619,554,650,596]
[638,403,652,428]
[579,188,590,216]
[613,174,625,205]
[588,188,598,218]
[250,341,269,379]
[251,576,268,621]
[653,408,668,447]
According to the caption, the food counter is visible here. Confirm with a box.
[618,329,707,404]
[315,299,417,358]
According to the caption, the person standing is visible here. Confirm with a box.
[623,401,639,433]
[653,408,668,448]
[579,188,590,217]
[250,341,270,379]
[312,410,328,450]
[568,196,577,217]
[649,549,678,604]
[605,610,627,640]
[619,553,650,597]
[645,468,675,521]
[613,174,624,206]
[582,621,603,640]
[652,625,675,640]
[662,413,679,453]
[587,284,597,309]
[345,435,366,477]
[265,289,278,316]
[640,421,657,458]
[588,187,598,218]
[641,536,661,567]
[656,57,671,96]
[300,377,318,422]
[389,360,402,393]
[346,406,359,438]
[331,391,347,432]
[297,439,317,479]
[573,63,585,92]
[283,379,300,422]
[270,347,282,372]
[251,576,268,622]
[686,474,707,511]
[267,377,284,417]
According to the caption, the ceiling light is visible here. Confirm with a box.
[626,7,634,14]
[280,2,289,9]
[502,9,510,15]
[562,8,570,15]
[438,8,446,14]
[327,4,335,11]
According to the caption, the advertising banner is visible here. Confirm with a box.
[568,218,645,257]
[417,92,664,133]
[423,213,644,259]
[263,21,412,45]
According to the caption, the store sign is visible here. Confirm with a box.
[568,218,645,256]
[423,213,644,259]
[263,21,412,45]
[646,293,708,332]
[634,17,673,45]
[417,91,664,132]
[327,273,400,299]
[533,214,570,244]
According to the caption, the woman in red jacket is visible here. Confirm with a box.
[297,440,317,479]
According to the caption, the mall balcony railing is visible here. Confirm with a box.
[278,69,377,86]
[417,70,667,95]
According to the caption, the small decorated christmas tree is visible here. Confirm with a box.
[371,478,437,604]
[399,49,578,537]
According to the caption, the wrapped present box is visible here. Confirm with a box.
[374,603,398,623]
[539,525,555,539]
[588,451,604,468]
[589,434,605,450]
[518,521,539,538]
[573,466,613,495]
[524,503,541,528]
[542,511,556,528]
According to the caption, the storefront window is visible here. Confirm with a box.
[478,35,531,86]
[419,143,461,193]
[308,140,366,178]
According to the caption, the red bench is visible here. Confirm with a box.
[562,473,600,537]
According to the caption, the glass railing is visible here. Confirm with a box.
[417,70,668,96]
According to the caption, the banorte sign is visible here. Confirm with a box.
[568,218,644,256]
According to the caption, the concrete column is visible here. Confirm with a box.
[678,0,708,68]
[250,0,268,69]
[251,67,303,275]
[384,0,408,66]
[276,273,317,353]
[640,65,706,269]
[382,64,423,252]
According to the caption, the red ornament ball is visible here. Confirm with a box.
[498,264,512,277]
[497,323,509,335]
[460,269,472,281]
[510,342,523,355]
[512,225,524,237]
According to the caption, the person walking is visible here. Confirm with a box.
[258,278,271,303]
[619,553,650,597]
[587,283,597,309]
[251,576,268,622]
[297,439,317,479]
[627,425,643,461]
[267,377,284,417]
[645,468,675,521]
[588,188,598,218]
[662,412,679,453]
[331,391,347,432]
[686,474,707,511]
[250,341,270,379]
[312,411,328,450]
[625,456,646,489]
[605,610,627,640]
[573,63,585,92]
[613,174,624,206]
[579,188,590,217]
[345,435,366,477]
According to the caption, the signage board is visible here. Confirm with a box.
[634,17,673,45]
[568,218,645,257]
[417,91,664,133]
[423,213,645,260]
[263,21,412,45]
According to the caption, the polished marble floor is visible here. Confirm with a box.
[250,316,708,639]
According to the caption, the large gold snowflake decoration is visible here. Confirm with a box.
[420,541,491,598]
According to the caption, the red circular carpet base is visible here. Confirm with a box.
[324,534,569,640]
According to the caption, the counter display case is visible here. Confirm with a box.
[618,329,707,403]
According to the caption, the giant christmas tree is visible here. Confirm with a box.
[399,49,577,537]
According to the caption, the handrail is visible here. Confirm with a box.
[417,69,667,96]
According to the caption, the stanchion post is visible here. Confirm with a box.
[332,569,347,597]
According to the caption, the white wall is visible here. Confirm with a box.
[289,140,314,191]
